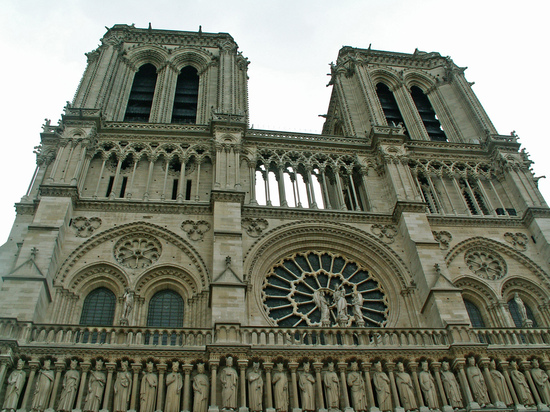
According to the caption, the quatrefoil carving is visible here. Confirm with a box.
[72,217,102,238]
[181,220,211,241]
[371,224,398,244]
[242,218,268,237]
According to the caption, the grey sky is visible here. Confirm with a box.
[1,0,548,242]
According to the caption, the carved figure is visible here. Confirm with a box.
[489,360,512,405]
[372,362,392,412]
[466,357,490,406]
[220,357,238,410]
[395,362,417,411]
[272,363,289,412]
[58,360,81,412]
[113,361,132,412]
[193,364,209,412]
[352,291,365,325]
[419,362,438,409]
[247,362,263,412]
[323,363,340,410]
[510,361,534,406]
[314,290,331,326]
[165,362,183,412]
[440,362,462,408]
[121,288,134,324]
[3,359,26,411]
[348,362,367,411]
[514,293,529,324]
[140,362,157,412]
[31,360,55,412]
[334,285,348,324]
[299,362,316,412]
[531,359,550,404]
[83,360,106,412]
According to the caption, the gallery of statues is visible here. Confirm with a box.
[1,24,550,412]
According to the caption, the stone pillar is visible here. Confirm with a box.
[129,363,142,412]
[277,165,288,207]
[479,358,503,408]
[21,361,40,411]
[0,358,11,392]
[238,359,249,412]
[386,362,404,412]
[430,362,451,412]
[522,361,547,410]
[156,363,167,412]
[182,364,193,412]
[338,362,352,412]
[48,361,66,410]
[453,359,478,409]
[209,360,219,412]
[409,362,425,410]
[289,361,300,412]
[362,362,378,412]
[500,361,520,406]
[75,361,91,411]
[264,362,275,412]
[101,362,117,412]
[313,362,326,411]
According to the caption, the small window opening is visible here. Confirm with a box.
[124,64,158,122]
[172,179,178,200]
[376,83,407,133]
[172,66,199,124]
[410,86,447,142]
[185,180,192,200]
[105,176,115,197]
[119,177,128,198]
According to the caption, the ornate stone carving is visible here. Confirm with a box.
[181,220,210,241]
[432,230,452,250]
[164,362,182,412]
[371,224,397,244]
[504,232,529,251]
[348,362,367,412]
[395,362,416,411]
[31,359,54,412]
[247,362,263,412]
[530,359,550,404]
[272,363,289,412]
[83,360,106,412]
[465,357,490,407]
[324,362,340,410]
[489,360,512,405]
[114,234,161,269]
[220,357,238,410]
[3,359,26,411]
[465,248,506,280]
[372,362,391,412]
[299,363,315,412]
[140,362,157,412]
[419,361,438,409]
[193,363,209,412]
[440,361,462,408]
[242,218,268,237]
[72,217,102,238]
[58,360,80,412]
[509,361,534,406]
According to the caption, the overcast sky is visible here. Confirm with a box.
[0,0,548,243]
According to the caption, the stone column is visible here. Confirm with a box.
[75,361,91,411]
[362,362,378,412]
[479,358,502,407]
[522,360,546,409]
[182,363,192,412]
[21,360,40,411]
[248,163,257,205]
[0,358,11,392]
[500,361,520,406]
[129,363,142,412]
[48,361,66,410]
[264,362,275,412]
[430,362,451,412]
[338,362,352,412]
[209,360,219,412]
[313,362,325,411]
[289,361,300,412]
[453,359,478,409]
[143,158,155,201]
[156,363,167,412]
[101,362,117,412]
[409,362,425,410]
[238,359,249,412]
[277,165,288,207]
[386,362,404,412]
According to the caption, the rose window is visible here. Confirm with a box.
[262,251,388,327]
[465,249,506,280]
[114,234,162,269]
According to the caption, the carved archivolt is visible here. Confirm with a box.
[464,248,507,281]
[114,233,162,269]
[135,266,200,298]
[66,263,129,295]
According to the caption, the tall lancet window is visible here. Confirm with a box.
[172,66,199,124]
[410,86,447,142]
[124,64,158,122]
[376,83,406,130]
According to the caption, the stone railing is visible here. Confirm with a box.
[1,318,550,350]
[246,129,366,146]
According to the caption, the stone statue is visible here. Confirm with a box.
[247,362,263,412]
[314,290,331,326]
[272,363,289,412]
[299,362,316,412]
[120,288,134,325]
[193,364,209,412]
[113,361,132,412]
[372,362,392,412]
[395,362,417,411]
[510,361,534,406]
[440,361,462,408]
[531,359,550,404]
[348,362,367,411]
[489,360,512,405]
[140,362,157,412]
[352,291,365,326]
[31,359,55,412]
[323,363,340,410]
[83,360,106,412]
[419,361,438,409]
[3,359,26,411]
[165,362,183,412]
[514,293,529,324]
[58,360,81,412]
[466,357,490,407]
[220,357,238,410]
[334,285,348,325]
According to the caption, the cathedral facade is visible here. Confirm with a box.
[1,24,550,412]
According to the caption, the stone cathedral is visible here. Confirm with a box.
[1,23,550,412]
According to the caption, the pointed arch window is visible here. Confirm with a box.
[376,83,406,130]
[410,86,447,142]
[147,289,184,328]
[464,299,486,328]
[172,66,199,124]
[124,63,158,122]
[79,287,116,326]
